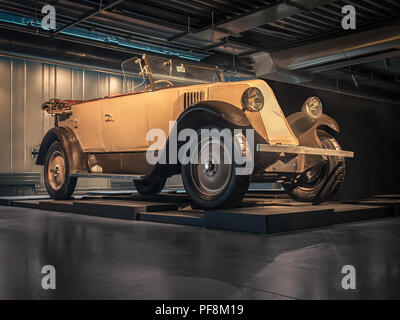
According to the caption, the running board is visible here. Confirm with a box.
[70,173,145,180]
[256,144,354,158]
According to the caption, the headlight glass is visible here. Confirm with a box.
[302,96,323,120]
[242,87,264,112]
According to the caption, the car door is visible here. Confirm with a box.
[101,94,149,152]
[67,100,106,152]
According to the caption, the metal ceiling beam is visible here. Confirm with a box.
[341,0,386,17]
[362,0,394,13]
[385,0,400,9]
[171,0,337,45]
[54,0,125,35]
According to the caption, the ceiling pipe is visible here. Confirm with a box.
[298,80,400,105]
[252,25,400,82]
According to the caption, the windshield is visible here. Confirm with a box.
[121,55,223,92]
[145,56,223,84]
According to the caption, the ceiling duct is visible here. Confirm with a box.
[252,25,400,83]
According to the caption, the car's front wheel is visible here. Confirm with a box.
[44,141,77,200]
[283,130,345,204]
[181,127,250,210]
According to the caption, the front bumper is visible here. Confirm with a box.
[256,144,354,158]
[252,143,354,180]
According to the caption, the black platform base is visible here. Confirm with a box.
[0,192,398,234]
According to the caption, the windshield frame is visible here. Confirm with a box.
[122,54,224,91]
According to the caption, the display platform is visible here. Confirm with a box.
[342,196,400,217]
[0,192,398,234]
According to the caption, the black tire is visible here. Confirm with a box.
[283,130,345,204]
[181,126,250,210]
[134,174,166,196]
[44,141,77,200]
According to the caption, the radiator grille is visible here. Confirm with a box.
[184,91,205,108]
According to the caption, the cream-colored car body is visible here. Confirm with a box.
[60,79,298,154]
[38,55,353,182]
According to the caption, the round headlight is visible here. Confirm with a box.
[242,87,264,112]
[302,96,323,120]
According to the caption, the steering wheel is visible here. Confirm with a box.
[146,79,175,90]
[155,80,174,87]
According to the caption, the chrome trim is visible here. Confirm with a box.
[70,173,144,180]
[256,144,354,158]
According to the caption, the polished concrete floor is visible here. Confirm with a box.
[0,205,399,300]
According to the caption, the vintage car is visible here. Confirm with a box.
[37,55,354,209]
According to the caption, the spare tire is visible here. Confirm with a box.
[283,130,345,204]
[134,174,166,196]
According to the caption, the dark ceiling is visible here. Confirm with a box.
[0,0,399,104]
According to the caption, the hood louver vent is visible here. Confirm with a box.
[184,91,205,108]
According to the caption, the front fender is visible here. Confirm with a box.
[177,100,251,129]
[152,101,253,172]
[286,112,339,148]
[286,112,341,171]
[36,126,88,173]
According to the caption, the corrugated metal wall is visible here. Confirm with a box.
[0,55,139,189]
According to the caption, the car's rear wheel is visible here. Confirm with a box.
[283,130,345,204]
[44,141,77,200]
[181,126,250,209]
[134,174,166,196]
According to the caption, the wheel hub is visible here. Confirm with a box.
[190,137,232,197]
[50,166,60,177]
[48,152,66,191]
[203,160,217,177]
[304,164,323,183]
